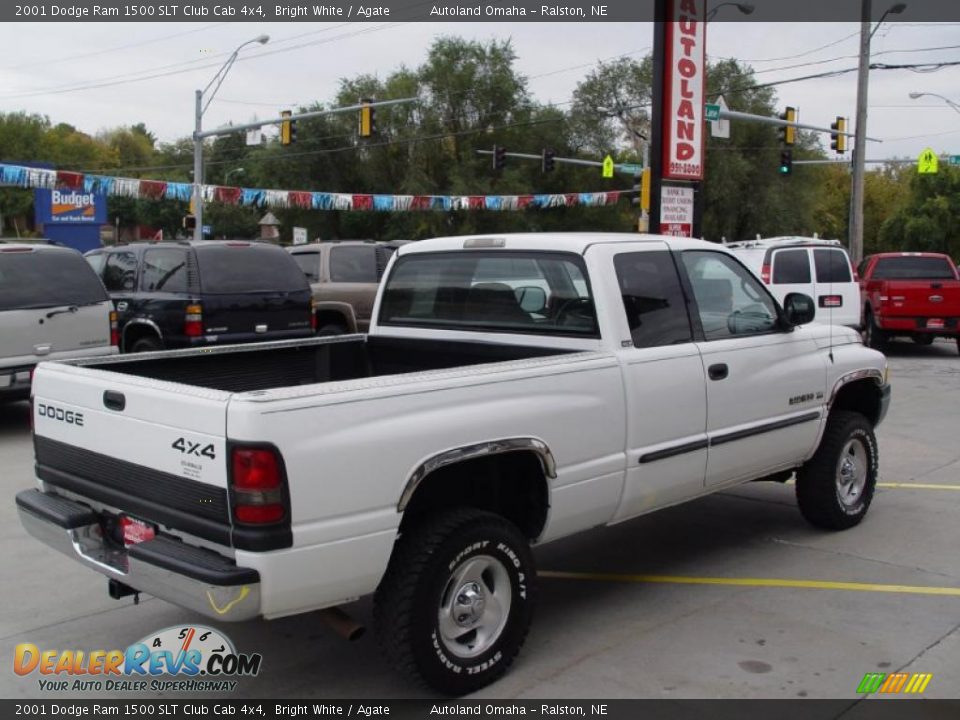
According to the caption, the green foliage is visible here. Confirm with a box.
[879,164,960,257]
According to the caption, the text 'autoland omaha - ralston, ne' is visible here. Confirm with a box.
[430,5,609,17]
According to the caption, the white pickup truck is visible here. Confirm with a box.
[17,233,890,694]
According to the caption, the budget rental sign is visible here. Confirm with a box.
[662,0,706,180]
[35,188,106,224]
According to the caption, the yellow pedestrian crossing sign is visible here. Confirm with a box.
[918,148,938,174]
[602,155,615,178]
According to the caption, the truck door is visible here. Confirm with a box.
[589,243,708,521]
[677,249,827,487]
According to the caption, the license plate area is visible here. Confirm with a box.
[120,515,156,546]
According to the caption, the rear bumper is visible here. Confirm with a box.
[875,315,959,335]
[16,489,261,622]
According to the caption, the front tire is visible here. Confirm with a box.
[796,411,878,530]
[374,508,536,695]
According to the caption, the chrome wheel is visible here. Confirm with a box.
[836,437,868,511]
[437,554,511,659]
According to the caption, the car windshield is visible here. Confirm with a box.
[379,251,598,337]
[0,250,108,311]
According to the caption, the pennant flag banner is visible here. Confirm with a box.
[0,163,626,213]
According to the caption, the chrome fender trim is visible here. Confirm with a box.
[828,368,884,407]
[121,318,164,348]
[398,438,557,512]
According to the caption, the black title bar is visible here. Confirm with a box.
[5,0,960,22]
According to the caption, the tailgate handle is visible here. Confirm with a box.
[103,391,126,412]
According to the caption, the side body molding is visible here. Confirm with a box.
[397,438,557,512]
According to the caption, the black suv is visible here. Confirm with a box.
[85,241,315,352]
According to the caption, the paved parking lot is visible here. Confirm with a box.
[1,340,957,700]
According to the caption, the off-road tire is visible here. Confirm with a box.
[864,310,886,352]
[373,508,536,696]
[796,411,878,530]
[129,336,163,353]
[316,324,346,336]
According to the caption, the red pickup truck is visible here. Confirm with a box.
[859,252,960,353]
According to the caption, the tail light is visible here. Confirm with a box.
[310,298,318,332]
[230,446,286,524]
[819,295,843,308]
[760,263,771,284]
[109,311,120,347]
[184,304,203,337]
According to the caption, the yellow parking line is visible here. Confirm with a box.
[538,571,960,597]
[877,482,960,491]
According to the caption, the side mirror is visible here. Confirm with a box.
[515,286,547,314]
[783,292,816,327]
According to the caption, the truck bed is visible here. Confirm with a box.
[75,335,576,393]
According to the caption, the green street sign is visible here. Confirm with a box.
[617,163,643,175]
[950,155,960,166]
[705,104,721,122]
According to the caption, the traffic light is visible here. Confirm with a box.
[779,149,793,175]
[359,98,376,138]
[280,110,296,146]
[183,215,196,231]
[493,145,507,171]
[778,106,796,146]
[830,116,846,154]
[630,169,651,210]
[541,148,556,172]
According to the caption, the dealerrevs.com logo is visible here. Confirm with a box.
[14,625,261,692]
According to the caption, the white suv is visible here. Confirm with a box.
[0,244,118,402]
[725,237,861,329]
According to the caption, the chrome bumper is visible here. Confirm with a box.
[16,489,261,622]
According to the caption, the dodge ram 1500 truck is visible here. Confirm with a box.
[17,233,890,694]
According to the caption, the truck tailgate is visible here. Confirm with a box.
[880,280,960,318]
[31,362,233,543]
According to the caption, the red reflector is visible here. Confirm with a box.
[760,264,771,284]
[235,504,285,524]
[0,247,32,252]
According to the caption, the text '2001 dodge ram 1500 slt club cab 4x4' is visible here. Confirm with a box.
[17,233,890,694]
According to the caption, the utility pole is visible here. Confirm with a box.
[193,89,203,241]
[849,0,872,264]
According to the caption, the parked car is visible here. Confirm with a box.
[20,233,889,694]
[0,243,117,401]
[725,236,861,329]
[287,240,392,334]
[859,252,960,353]
[85,241,315,352]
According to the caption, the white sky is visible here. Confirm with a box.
[1,21,959,171]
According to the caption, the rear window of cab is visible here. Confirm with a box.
[0,249,108,311]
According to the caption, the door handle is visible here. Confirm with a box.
[708,363,729,381]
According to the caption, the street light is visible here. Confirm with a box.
[705,2,754,21]
[848,1,907,264]
[908,91,960,115]
[192,35,269,241]
[224,167,246,185]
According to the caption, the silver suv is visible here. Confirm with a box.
[0,244,117,401]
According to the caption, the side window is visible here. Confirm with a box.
[681,251,779,340]
[85,253,106,278]
[141,248,189,293]
[102,252,138,292]
[814,249,853,283]
[614,251,692,348]
[772,249,811,284]
[330,246,377,282]
[291,252,320,283]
